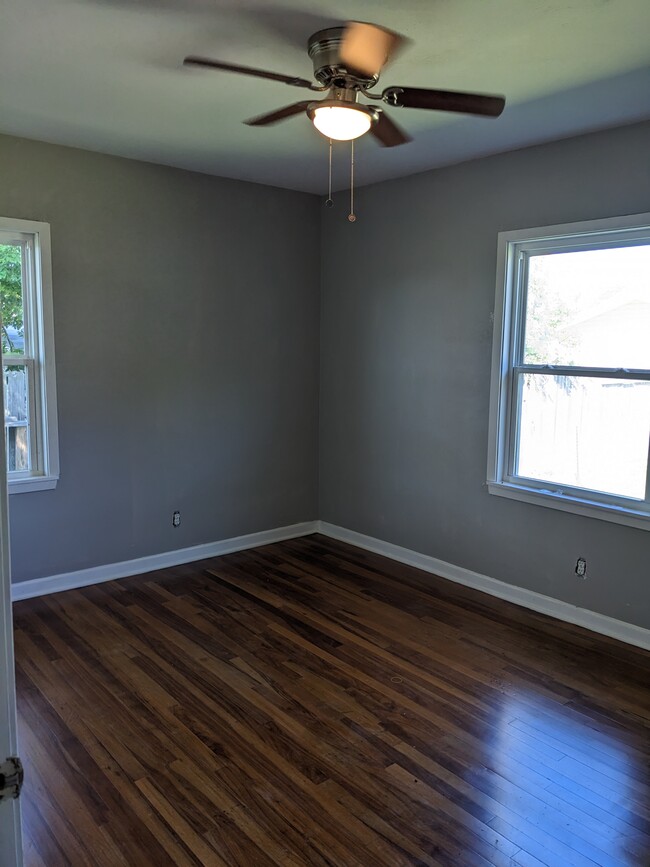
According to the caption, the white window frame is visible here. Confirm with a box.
[0,217,59,494]
[487,212,650,532]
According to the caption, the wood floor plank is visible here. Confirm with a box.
[13,533,650,866]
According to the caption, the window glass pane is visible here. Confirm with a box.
[4,365,28,423]
[4,365,30,472]
[6,426,29,472]
[516,374,650,500]
[0,243,25,357]
[523,245,650,369]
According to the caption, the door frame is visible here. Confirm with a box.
[0,403,23,864]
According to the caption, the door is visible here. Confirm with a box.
[0,424,22,864]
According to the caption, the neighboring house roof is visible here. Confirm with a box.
[561,300,650,369]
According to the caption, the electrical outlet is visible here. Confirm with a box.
[575,557,587,577]
[172,511,181,528]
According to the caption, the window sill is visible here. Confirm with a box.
[8,475,58,494]
[487,481,650,532]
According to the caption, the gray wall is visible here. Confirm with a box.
[3,122,649,630]
[320,120,650,630]
[0,135,320,583]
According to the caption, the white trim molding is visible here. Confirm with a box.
[0,216,60,495]
[487,211,650,532]
[11,521,318,602]
[12,518,649,653]
[317,522,650,652]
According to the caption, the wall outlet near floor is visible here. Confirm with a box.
[575,557,587,577]
[172,511,181,528]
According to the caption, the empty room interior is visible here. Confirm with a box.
[0,1,649,865]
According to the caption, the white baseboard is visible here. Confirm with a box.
[11,521,319,602]
[12,517,649,652]
[317,521,650,652]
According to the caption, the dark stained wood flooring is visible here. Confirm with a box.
[12,533,650,866]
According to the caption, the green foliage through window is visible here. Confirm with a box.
[0,244,24,354]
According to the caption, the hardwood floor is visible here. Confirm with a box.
[12,533,650,866]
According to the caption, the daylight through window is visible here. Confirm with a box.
[488,214,650,530]
[0,218,59,492]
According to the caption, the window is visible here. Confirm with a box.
[0,217,59,493]
[488,213,650,530]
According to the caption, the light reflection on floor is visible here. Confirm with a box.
[486,692,648,866]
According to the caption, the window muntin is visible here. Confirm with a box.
[489,214,650,529]
[0,219,58,493]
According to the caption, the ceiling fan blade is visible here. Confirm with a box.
[183,56,316,90]
[383,86,505,117]
[339,21,404,78]
[244,101,314,126]
[370,111,412,147]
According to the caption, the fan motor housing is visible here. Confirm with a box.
[307,27,378,89]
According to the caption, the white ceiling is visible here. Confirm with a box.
[2,0,650,194]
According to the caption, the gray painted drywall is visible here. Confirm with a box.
[320,120,650,630]
[2,121,649,632]
[0,134,320,583]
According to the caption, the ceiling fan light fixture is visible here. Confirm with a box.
[309,103,374,141]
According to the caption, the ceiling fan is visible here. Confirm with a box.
[184,21,506,147]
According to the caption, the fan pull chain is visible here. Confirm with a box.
[348,139,356,222]
[325,139,333,208]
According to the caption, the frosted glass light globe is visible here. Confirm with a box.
[311,105,372,141]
